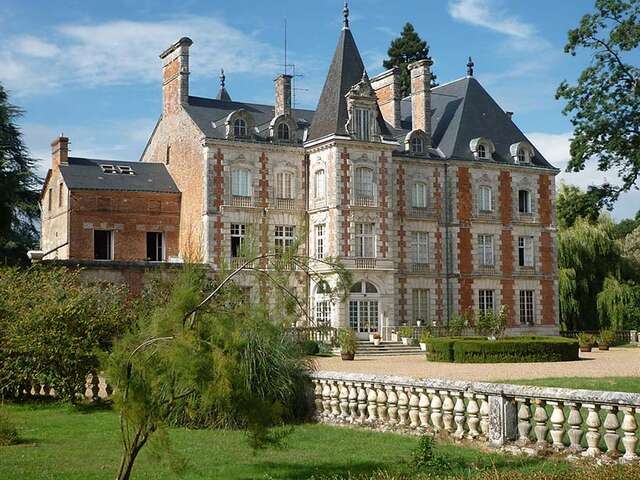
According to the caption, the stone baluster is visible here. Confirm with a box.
[516,398,532,445]
[533,399,549,449]
[442,391,454,433]
[408,388,420,429]
[548,401,565,450]
[322,380,331,417]
[453,392,466,440]
[566,402,583,452]
[419,389,431,430]
[367,385,378,422]
[339,382,350,419]
[330,381,340,417]
[621,407,638,461]
[584,404,602,457]
[376,384,388,423]
[357,383,368,424]
[602,406,620,457]
[430,391,443,432]
[313,380,323,416]
[91,372,100,401]
[478,395,490,439]
[387,386,399,426]
[348,382,358,420]
[465,392,480,439]
[43,384,51,398]
[397,387,409,427]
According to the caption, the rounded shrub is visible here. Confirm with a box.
[299,340,320,356]
[426,336,579,363]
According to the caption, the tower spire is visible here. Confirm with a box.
[220,68,226,88]
[343,1,349,29]
[467,57,474,77]
[216,68,231,101]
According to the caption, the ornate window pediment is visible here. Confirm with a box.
[404,129,429,155]
[345,71,379,142]
[269,113,297,143]
[225,109,255,140]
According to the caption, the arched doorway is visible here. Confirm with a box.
[348,280,379,339]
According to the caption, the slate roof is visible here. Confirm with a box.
[395,76,555,169]
[59,157,180,193]
[307,26,391,142]
[184,96,314,142]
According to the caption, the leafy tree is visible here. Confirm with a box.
[383,23,437,98]
[0,83,40,264]
[597,276,640,329]
[556,0,640,208]
[556,183,602,229]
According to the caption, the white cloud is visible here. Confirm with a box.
[1,16,281,95]
[448,0,535,39]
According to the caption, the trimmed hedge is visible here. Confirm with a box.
[426,336,579,363]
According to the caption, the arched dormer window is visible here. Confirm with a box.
[404,129,429,156]
[411,137,424,155]
[470,137,495,160]
[277,123,290,141]
[517,149,526,163]
[270,114,297,144]
[510,141,534,164]
[233,118,247,138]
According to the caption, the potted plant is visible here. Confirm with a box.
[390,329,399,342]
[598,329,616,351]
[419,330,431,351]
[416,319,422,327]
[371,332,381,346]
[399,326,414,346]
[338,328,357,360]
[577,332,595,353]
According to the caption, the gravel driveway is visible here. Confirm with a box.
[312,347,640,381]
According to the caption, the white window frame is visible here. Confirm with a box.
[477,144,487,159]
[314,169,326,199]
[354,166,374,200]
[274,225,295,252]
[277,122,290,141]
[410,136,424,155]
[315,300,331,326]
[315,224,325,259]
[518,236,534,267]
[355,223,375,258]
[518,189,532,214]
[230,223,246,258]
[479,185,493,212]
[233,118,247,137]
[231,169,251,197]
[478,289,494,316]
[478,234,494,267]
[412,182,428,208]
[412,289,430,323]
[146,231,165,262]
[354,107,370,141]
[275,171,293,199]
[519,290,535,325]
[411,231,429,265]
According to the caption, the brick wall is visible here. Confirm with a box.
[456,167,474,314]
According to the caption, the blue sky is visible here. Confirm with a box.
[1,0,637,219]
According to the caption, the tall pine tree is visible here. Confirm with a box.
[383,23,437,98]
[0,82,40,264]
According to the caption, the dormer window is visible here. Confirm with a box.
[470,137,495,160]
[405,129,429,156]
[411,137,424,155]
[277,123,290,141]
[510,141,534,164]
[101,165,117,174]
[233,118,247,138]
[354,108,370,141]
[118,166,135,175]
[517,149,526,163]
[477,144,487,159]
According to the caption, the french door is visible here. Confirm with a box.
[349,299,379,339]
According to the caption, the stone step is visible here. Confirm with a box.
[354,340,424,356]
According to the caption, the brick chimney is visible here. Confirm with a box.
[408,59,433,147]
[51,136,69,169]
[159,37,193,115]
[274,74,292,117]
[371,67,401,129]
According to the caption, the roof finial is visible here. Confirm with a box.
[467,57,474,77]
[343,1,349,29]
[220,68,226,88]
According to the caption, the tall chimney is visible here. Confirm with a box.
[159,37,193,115]
[51,136,69,169]
[274,74,292,117]
[408,59,433,147]
[371,67,401,129]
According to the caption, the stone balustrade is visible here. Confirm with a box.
[311,371,640,460]
[22,372,113,401]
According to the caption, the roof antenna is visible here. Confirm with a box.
[467,57,474,77]
[284,18,288,76]
[343,1,349,29]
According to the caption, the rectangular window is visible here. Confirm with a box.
[231,170,251,197]
[94,230,113,260]
[47,188,52,211]
[274,225,295,252]
[315,224,325,259]
[275,172,293,199]
[411,231,429,266]
[479,186,493,212]
[354,167,374,199]
[518,190,531,214]
[315,300,331,326]
[478,289,494,316]
[478,234,494,266]
[412,183,428,208]
[518,236,534,267]
[146,232,164,261]
[355,223,375,257]
[230,224,246,258]
[314,169,325,199]
[412,289,430,323]
[58,182,64,208]
[519,290,535,325]
[354,108,370,141]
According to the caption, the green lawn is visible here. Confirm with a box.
[0,402,574,480]
[497,377,640,393]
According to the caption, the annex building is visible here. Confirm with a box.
[38,5,559,337]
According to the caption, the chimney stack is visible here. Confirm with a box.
[159,37,193,115]
[51,136,69,169]
[408,59,433,147]
[274,74,292,117]
[371,67,401,129]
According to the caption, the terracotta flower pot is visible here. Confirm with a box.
[598,345,610,351]
[579,346,592,353]
[341,352,355,361]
